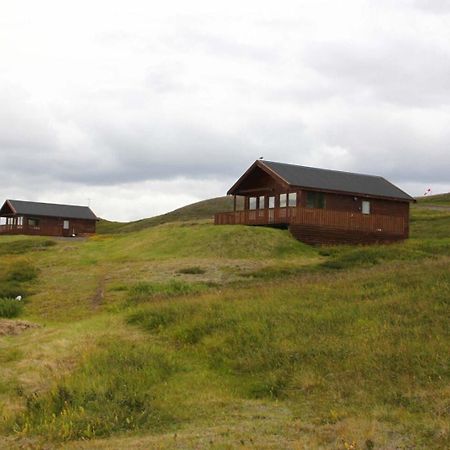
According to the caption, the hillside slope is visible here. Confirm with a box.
[97,196,244,234]
[415,192,450,205]
[0,206,449,449]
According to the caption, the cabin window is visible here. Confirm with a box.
[0,217,5,225]
[306,192,325,209]
[288,192,297,207]
[268,196,275,209]
[259,196,265,209]
[249,197,257,210]
[280,193,287,208]
[28,218,40,228]
[17,216,23,227]
[63,220,70,229]
[362,201,370,215]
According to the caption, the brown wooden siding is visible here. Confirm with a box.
[215,205,408,245]
[288,224,404,245]
[299,190,409,217]
[234,190,410,215]
[0,216,96,237]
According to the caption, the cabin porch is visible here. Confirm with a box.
[0,216,28,235]
[214,204,408,245]
[0,216,61,236]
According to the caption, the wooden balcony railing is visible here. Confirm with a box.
[0,224,23,234]
[0,224,43,235]
[214,206,406,235]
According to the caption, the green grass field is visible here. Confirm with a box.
[0,195,449,449]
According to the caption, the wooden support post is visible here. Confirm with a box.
[233,195,237,212]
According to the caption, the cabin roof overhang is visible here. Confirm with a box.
[0,200,17,216]
[0,199,98,220]
[227,160,416,203]
[227,160,290,195]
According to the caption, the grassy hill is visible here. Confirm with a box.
[415,192,450,205]
[97,196,244,234]
[98,192,450,235]
[0,202,449,449]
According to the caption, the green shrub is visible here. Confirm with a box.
[0,281,26,299]
[0,297,23,318]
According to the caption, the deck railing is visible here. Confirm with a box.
[0,224,25,234]
[214,206,405,235]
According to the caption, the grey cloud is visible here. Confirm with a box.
[0,85,313,187]
[315,110,450,184]
[0,87,57,151]
[412,0,450,13]
[64,115,311,184]
[305,39,450,107]
[2,68,449,193]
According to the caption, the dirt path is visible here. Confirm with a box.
[91,275,105,309]
[0,319,40,336]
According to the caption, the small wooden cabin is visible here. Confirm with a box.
[0,199,97,237]
[215,160,415,245]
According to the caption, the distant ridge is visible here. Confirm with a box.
[415,192,450,204]
[97,196,244,234]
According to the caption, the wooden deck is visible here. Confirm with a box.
[214,207,407,244]
[0,224,60,236]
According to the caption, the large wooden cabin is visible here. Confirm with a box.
[0,199,97,237]
[215,160,415,245]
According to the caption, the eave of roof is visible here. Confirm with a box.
[228,160,415,202]
[3,199,98,220]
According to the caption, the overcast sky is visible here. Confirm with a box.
[1,0,449,221]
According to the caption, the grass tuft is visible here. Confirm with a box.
[7,262,39,282]
[0,297,23,318]
[127,280,209,304]
[0,282,26,299]
[8,340,178,441]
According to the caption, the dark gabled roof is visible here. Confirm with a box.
[229,160,415,202]
[4,199,97,220]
